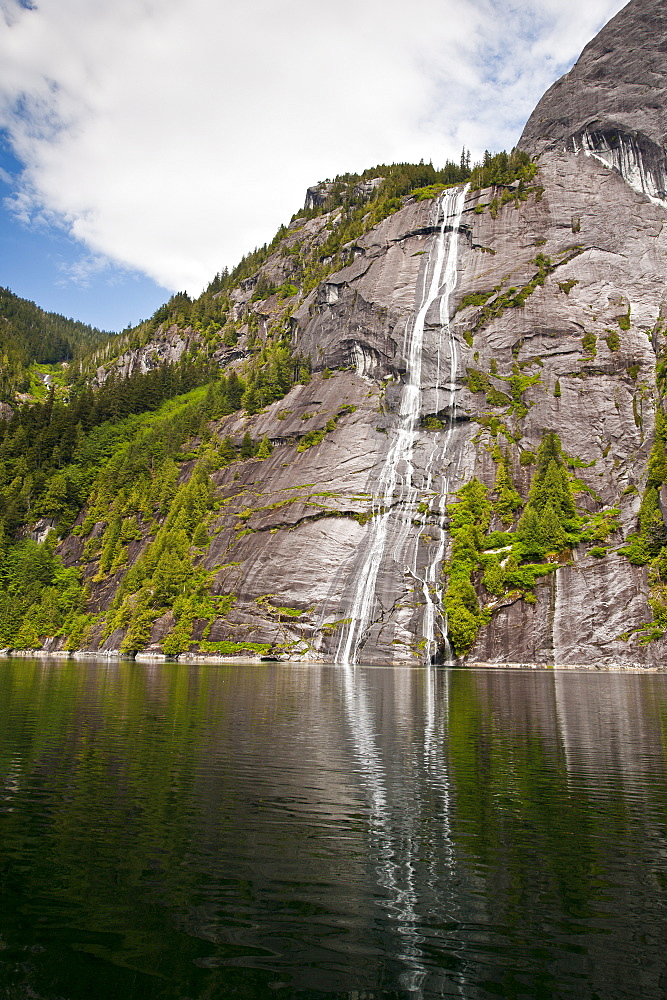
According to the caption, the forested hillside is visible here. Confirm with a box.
[0,287,110,403]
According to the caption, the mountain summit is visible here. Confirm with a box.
[519,0,667,204]
[520,0,667,156]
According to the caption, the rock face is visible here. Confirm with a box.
[56,0,667,667]
[519,0,667,202]
[93,325,196,385]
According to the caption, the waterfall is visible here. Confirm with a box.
[575,129,667,206]
[336,185,468,666]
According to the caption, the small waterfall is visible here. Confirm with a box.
[574,129,667,205]
[336,186,468,666]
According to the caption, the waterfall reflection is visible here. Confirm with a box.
[1,659,667,999]
[339,665,463,996]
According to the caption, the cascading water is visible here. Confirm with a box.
[574,129,667,206]
[335,185,468,666]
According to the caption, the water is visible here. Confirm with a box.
[1,658,667,999]
[576,129,667,206]
[336,186,468,666]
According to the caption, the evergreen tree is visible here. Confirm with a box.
[483,559,506,596]
[192,522,209,548]
[257,436,273,459]
[218,436,237,465]
[516,507,545,558]
[226,371,244,411]
[240,432,255,459]
[97,513,123,577]
[638,485,667,555]
[539,501,569,552]
[493,460,522,524]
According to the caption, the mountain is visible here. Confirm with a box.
[0,286,110,404]
[3,0,667,667]
[519,0,667,202]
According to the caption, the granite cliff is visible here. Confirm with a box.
[519,0,667,202]
[6,0,667,667]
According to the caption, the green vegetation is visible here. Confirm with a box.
[0,145,550,659]
[0,533,87,649]
[444,432,619,656]
[465,363,539,416]
[410,184,451,202]
[468,151,542,216]
[492,459,522,525]
[605,329,620,351]
[460,252,582,337]
[0,360,269,653]
[618,306,631,331]
[0,355,216,539]
[240,335,310,414]
[468,149,537,190]
[0,286,110,403]
[297,160,470,221]
[616,408,667,641]
[458,291,493,311]
[198,640,271,656]
[0,328,335,654]
[297,418,337,452]
[582,331,597,357]
[444,479,493,655]
[66,149,539,386]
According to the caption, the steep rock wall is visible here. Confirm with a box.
[67,144,667,666]
[520,0,667,205]
[520,0,667,157]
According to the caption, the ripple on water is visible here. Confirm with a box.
[0,659,666,999]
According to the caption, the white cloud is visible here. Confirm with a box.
[0,0,626,296]
[55,251,125,288]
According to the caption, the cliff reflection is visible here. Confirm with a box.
[0,659,667,999]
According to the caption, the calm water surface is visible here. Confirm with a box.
[1,659,666,999]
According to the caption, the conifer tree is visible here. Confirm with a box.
[493,460,522,524]
[192,521,209,549]
[539,501,569,552]
[517,506,544,558]
[257,436,272,459]
[240,432,255,459]
[638,485,667,554]
[218,436,237,465]
[97,513,122,577]
[483,559,506,596]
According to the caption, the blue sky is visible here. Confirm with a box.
[0,136,170,331]
[0,0,626,333]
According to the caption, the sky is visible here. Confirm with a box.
[0,0,627,333]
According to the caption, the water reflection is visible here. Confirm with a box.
[0,660,666,999]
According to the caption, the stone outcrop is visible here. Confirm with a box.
[93,325,196,385]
